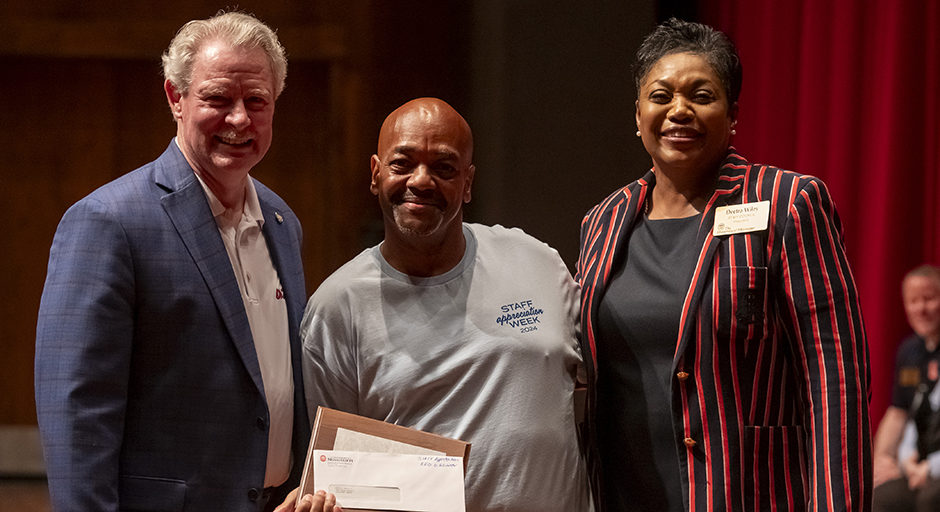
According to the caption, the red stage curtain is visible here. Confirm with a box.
[698,0,940,428]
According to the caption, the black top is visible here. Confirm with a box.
[595,212,701,512]
[892,333,940,411]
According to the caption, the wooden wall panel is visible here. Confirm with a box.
[0,0,475,430]
[251,61,376,289]
[1,57,366,425]
[4,58,117,423]
[0,2,371,426]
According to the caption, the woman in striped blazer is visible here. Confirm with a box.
[576,19,871,511]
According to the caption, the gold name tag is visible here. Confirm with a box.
[899,367,921,387]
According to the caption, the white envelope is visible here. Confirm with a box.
[312,450,466,512]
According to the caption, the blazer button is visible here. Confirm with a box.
[677,371,689,381]
[248,487,261,501]
[257,417,267,430]
[683,437,697,448]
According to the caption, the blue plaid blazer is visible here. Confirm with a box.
[36,141,310,511]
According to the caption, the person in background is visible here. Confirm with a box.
[576,18,871,511]
[279,97,591,512]
[873,265,940,511]
[35,11,309,511]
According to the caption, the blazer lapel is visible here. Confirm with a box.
[257,196,304,326]
[154,143,266,396]
[673,153,748,363]
[582,173,649,366]
[256,188,307,382]
[255,188,313,468]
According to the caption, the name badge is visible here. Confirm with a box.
[713,200,770,236]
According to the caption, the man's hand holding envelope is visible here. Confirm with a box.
[273,408,470,512]
[273,488,341,512]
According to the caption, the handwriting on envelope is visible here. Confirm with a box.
[313,450,466,512]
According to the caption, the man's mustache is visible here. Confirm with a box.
[394,192,444,208]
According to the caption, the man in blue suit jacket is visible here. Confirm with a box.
[35,11,309,511]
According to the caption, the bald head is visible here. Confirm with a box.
[903,265,940,344]
[377,98,473,167]
[369,98,476,275]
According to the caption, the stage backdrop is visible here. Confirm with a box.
[698,0,940,428]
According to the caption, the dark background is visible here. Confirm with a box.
[1,0,668,428]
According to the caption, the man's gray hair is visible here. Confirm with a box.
[162,10,287,97]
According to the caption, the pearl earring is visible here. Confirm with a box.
[636,130,641,137]
[731,129,737,135]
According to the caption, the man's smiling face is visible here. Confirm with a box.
[370,101,474,243]
[167,40,276,187]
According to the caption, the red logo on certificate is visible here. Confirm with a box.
[320,455,327,462]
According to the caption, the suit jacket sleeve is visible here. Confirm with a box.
[36,195,135,511]
[776,176,872,509]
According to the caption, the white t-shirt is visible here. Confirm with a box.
[301,223,591,512]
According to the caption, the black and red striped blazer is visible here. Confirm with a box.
[576,149,872,512]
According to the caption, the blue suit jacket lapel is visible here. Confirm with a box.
[257,200,303,325]
[153,142,266,396]
[257,193,307,403]
[256,191,306,379]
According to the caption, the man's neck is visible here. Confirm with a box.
[190,165,248,230]
[175,138,248,212]
[925,334,940,352]
[380,227,467,278]
[195,170,248,214]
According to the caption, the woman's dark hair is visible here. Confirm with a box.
[633,18,743,104]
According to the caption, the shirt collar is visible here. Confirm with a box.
[193,171,265,228]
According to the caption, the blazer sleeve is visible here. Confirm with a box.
[36,195,135,512]
[575,207,596,283]
[775,176,872,510]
